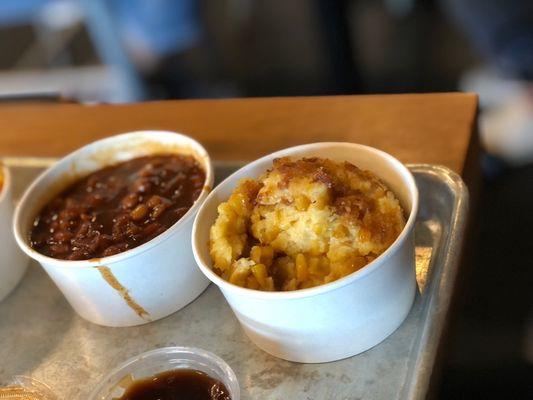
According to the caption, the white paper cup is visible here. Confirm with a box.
[192,142,419,363]
[13,131,213,327]
[0,165,28,302]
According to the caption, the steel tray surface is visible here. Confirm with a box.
[0,158,468,400]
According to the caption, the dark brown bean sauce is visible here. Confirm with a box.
[117,369,231,400]
[30,154,205,260]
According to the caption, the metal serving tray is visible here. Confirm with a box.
[0,159,468,400]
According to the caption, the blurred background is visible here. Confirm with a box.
[0,0,531,398]
[0,0,480,101]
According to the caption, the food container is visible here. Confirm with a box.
[0,376,58,399]
[13,131,213,327]
[0,164,28,302]
[89,346,240,400]
[192,142,419,363]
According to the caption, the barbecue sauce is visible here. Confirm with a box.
[116,369,231,400]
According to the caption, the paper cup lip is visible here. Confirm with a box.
[192,142,419,300]
[13,130,214,269]
[0,164,10,204]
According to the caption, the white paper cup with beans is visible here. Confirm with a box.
[13,131,213,327]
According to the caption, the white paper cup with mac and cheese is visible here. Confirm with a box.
[192,142,418,363]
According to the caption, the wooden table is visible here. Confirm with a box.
[0,93,478,176]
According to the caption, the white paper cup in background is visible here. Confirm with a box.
[0,165,28,302]
[13,131,213,327]
[192,142,419,363]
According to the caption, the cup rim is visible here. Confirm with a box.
[192,142,419,300]
[13,130,214,268]
[0,164,10,204]
[89,346,240,400]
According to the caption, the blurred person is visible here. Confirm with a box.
[102,0,223,98]
[107,0,201,71]
[0,0,215,99]
[442,0,533,166]
[106,0,237,99]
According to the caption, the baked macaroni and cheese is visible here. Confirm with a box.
[209,157,405,291]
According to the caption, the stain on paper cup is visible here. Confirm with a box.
[97,266,150,320]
